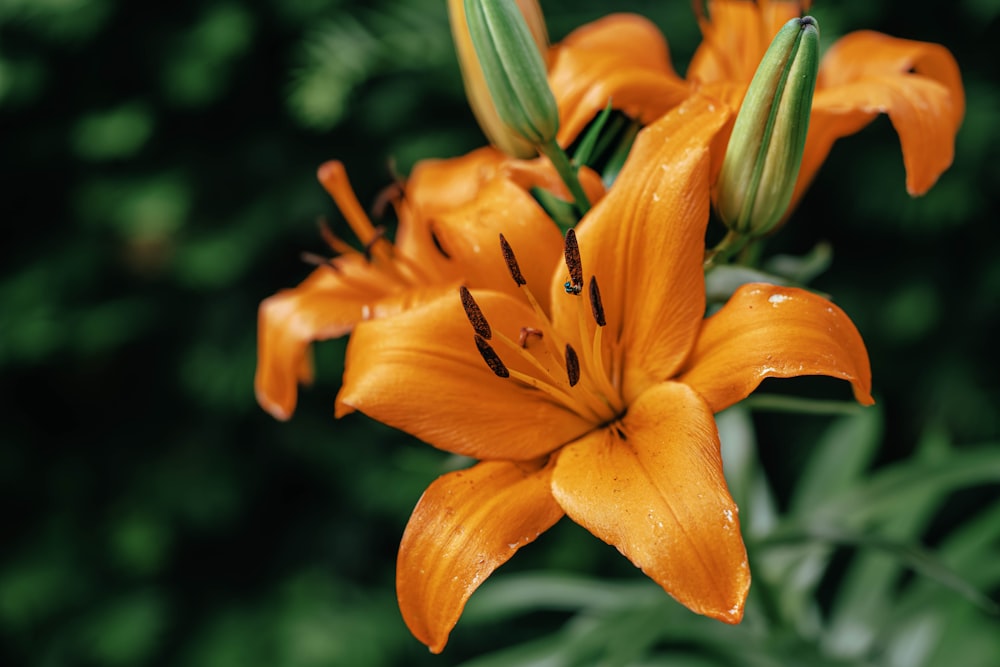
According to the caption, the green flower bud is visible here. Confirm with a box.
[461,0,559,151]
[449,0,548,158]
[715,16,820,237]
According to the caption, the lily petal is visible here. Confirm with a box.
[337,290,594,460]
[551,381,749,623]
[431,173,566,312]
[678,283,874,413]
[402,146,508,220]
[398,458,563,654]
[555,94,731,405]
[549,14,689,145]
[809,30,964,196]
[392,148,508,277]
[255,260,390,421]
[688,0,801,90]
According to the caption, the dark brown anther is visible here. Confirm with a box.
[565,344,581,387]
[518,327,543,348]
[460,286,491,339]
[499,234,526,286]
[588,276,606,327]
[563,229,583,295]
[475,334,509,378]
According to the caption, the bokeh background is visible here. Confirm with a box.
[2,0,997,665]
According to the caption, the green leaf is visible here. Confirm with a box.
[790,407,882,515]
[813,446,1000,526]
[531,186,578,232]
[461,573,657,623]
[762,241,833,284]
[571,99,615,168]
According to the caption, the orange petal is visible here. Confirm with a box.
[255,261,389,420]
[548,14,689,145]
[678,283,874,413]
[392,148,507,278]
[430,173,565,312]
[688,0,801,89]
[553,94,731,405]
[398,458,563,654]
[336,290,594,460]
[502,158,607,209]
[809,30,964,196]
[402,147,508,220]
[551,381,749,622]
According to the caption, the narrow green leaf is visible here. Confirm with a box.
[461,573,657,623]
[530,186,578,232]
[762,241,833,284]
[571,99,615,168]
[815,447,1000,525]
[762,525,999,614]
[791,407,882,515]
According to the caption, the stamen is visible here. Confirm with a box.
[363,225,388,261]
[563,229,583,295]
[589,276,606,327]
[506,368,602,420]
[565,344,581,387]
[318,161,382,254]
[499,234,526,286]
[372,179,404,220]
[318,217,357,256]
[518,327,543,348]
[460,286,492,339]
[474,334,509,378]
[301,252,336,269]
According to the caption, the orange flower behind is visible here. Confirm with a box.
[255,148,604,420]
[336,95,874,653]
[544,1,963,213]
[690,0,964,210]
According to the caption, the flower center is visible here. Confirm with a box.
[459,231,625,425]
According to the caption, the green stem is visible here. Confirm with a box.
[540,140,591,217]
[736,236,764,268]
[703,229,750,272]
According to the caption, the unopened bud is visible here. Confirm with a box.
[716,16,819,236]
[454,0,558,156]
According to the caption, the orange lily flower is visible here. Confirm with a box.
[689,0,964,209]
[547,2,963,210]
[255,149,604,420]
[335,95,874,654]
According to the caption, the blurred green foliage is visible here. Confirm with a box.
[1,0,997,665]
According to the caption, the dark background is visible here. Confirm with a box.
[1,1,996,664]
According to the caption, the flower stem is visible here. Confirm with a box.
[540,140,592,217]
[703,229,751,271]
